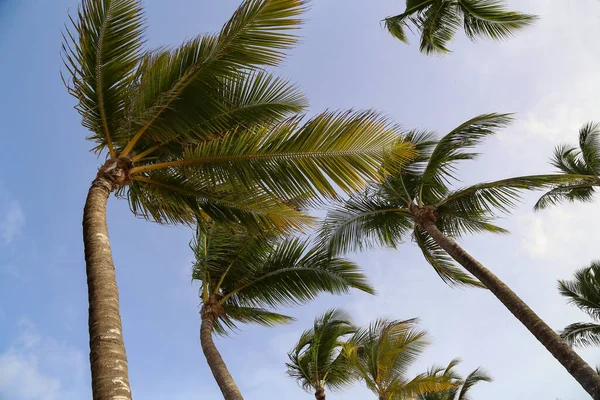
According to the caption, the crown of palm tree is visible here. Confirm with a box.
[191,225,374,335]
[320,113,574,288]
[343,318,455,399]
[286,308,357,396]
[558,261,600,348]
[384,0,537,55]
[535,122,600,210]
[418,359,492,400]
[63,0,414,232]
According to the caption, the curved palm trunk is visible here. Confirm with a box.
[315,388,326,400]
[83,170,131,400]
[423,222,600,399]
[200,313,244,400]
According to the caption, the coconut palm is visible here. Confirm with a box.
[535,122,600,210]
[62,0,412,398]
[418,359,492,400]
[286,308,357,399]
[343,318,455,400]
[320,113,600,397]
[558,261,600,348]
[192,225,374,400]
[384,0,536,55]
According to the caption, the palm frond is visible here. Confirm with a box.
[415,0,461,55]
[319,192,412,255]
[62,0,145,156]
[458,0,537,41]
[456,367,492,400]
[534,181,597,210]
[419,113,513,204]
[122,0,307,156]
[560,322,600,348]
[558,262,600,321]
[413,227,483,288]
[213,305,294,336]
[131,110,412,205]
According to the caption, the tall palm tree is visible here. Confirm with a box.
[383,0,537,55]
[418,359,492,400]
[192,225,374,400]
[62,1,412,398]
[535,122,600,210]
[320,113,600,398]
[343,318,455,400]
[558,261,600,348]
[286,308,357,399]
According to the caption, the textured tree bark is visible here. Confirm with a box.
[423,221,600,399]
[314,388,326,400]
[200,312,244,400]
[83,171,131,400]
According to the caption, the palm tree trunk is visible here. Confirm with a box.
[83,173,131,400]
[315,388,326,400]
[200,313,244,400]
[423,221,600,399]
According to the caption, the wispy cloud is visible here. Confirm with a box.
[0,319,87,400]
[0,199,24,244]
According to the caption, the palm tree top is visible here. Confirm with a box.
[384,0,537,55]
[419,358,492,400]
[286,308,356,395]
[63,0,414,232]
[320,113,575,288]
[192,225,374,335]
[535,122,600,210]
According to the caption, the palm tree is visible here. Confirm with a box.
[383,0,536,55]
[62,1,412,398]
[535,122,600,210]
[192,225,374,400]
[418,359,492,400]
[343,318,455,399]
[558,261,600,348]
[286,308,357,399]
[320,113,600,398]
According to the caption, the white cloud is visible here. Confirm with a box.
[0,320,87,400]
[0,199,24,244]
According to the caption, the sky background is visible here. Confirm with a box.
[1,0,600,399]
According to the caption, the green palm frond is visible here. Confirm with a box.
[560,323,600,348]
[578,122,600,174]
[394,373,457,399]
[456,366,492,400]
[213,305,295,336]
[416,0,462,55]
[131,110,412,204]
[458,0,537,41]
[121,0,307,156]
[419,113,513,205]
[413,227,483,288]
[62,0,145,156]
[192,226,373,335]
[558,262,600,321]
[345,318,442,399]
[286,308,356,393]
[319,192,412,255]
[384,0,535,55]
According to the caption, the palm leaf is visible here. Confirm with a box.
[560,322,600,348]
[62,0,145,156]
[456,367,492,400]
[413,227,483,288]
[213,304,295,336]
[416,0,462,55]
[558,262,600,321]
[458,0,536,41]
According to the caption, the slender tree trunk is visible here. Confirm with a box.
[200,313,244,400]
[314,388,326,400]
[83,171,131,400]
[423,221,600,399]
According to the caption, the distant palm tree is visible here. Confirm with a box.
[62,0,412,397]
[384,0,536,55]
[558,261,600,348]
[418,358,492,400]
[320,113,600,397]
[192,225,374,400]
[286,308,357,399]
[343,318,455,400]
[536,122,600,210]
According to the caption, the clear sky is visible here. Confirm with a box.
[1,0,600,399]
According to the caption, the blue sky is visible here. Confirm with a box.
[1,0,600,399]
